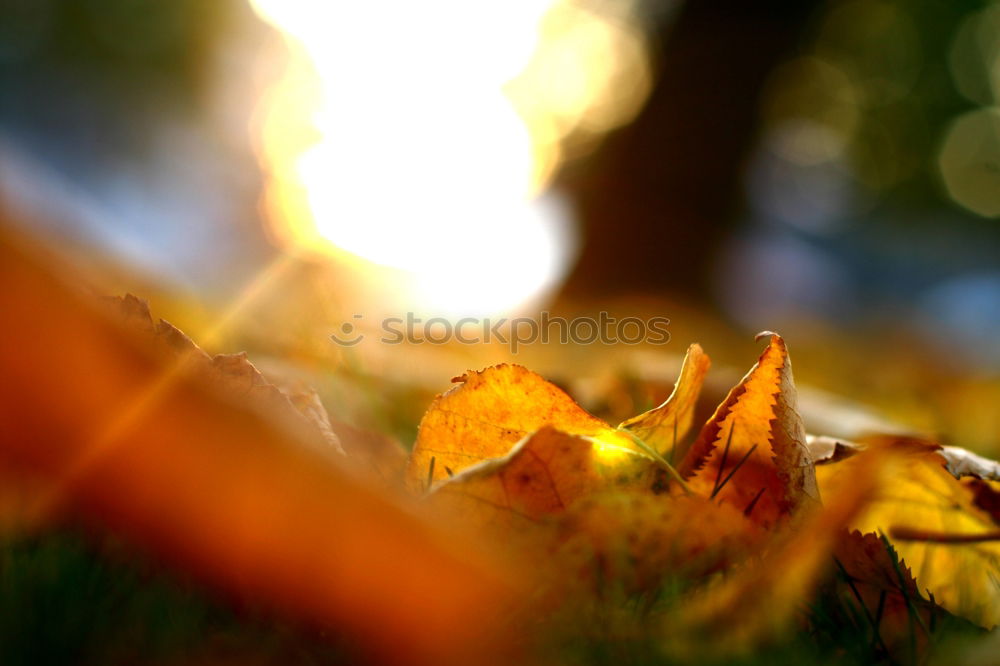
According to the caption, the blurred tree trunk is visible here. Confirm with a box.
[558,0,823,300]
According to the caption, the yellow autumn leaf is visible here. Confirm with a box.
[424,425,655,532]
[816,439,1000,629]
[678,332,819,527]
[550,492,760,600]
[405,364,656,492]
[618,343,711,462]
[425,427,759,613]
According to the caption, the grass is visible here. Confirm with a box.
[0,527,359,665]
[0,525,987,665]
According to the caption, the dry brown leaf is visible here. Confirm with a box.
[678,332,819,527]
[108,294,344,454]
[618,343,710,462]
[405,364,624,492]
[274,380,343,452]
[807,434,863,465]
[939,445,1000,481]
[113,294,409,488]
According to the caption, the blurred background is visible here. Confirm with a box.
[4,3,1000,663]
[2,0,1000,449]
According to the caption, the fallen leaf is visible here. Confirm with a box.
[827,530,977,661]
[425,426,654,533]
[274,380,344,454]
[808,433,1000,485]
[816,439,1000,628]
[109,294,344,454]
[405,364,633,492]
[664,446,883,656]
[0,227,516,666]
[939,445,1000,481]
[618,343,710,462]
[806,434,862,465]
[678,332,819,527]
[550,492,759,599]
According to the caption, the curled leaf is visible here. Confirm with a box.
[679,333,819,527]
[939,446,1000,481]
[618,343,710,462]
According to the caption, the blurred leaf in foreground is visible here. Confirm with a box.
[0,226,517,666]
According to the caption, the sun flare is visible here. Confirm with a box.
[249,0,650,317]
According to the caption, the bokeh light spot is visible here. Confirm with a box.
[939,108,1000,218]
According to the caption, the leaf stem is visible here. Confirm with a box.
[889,526,1000,543]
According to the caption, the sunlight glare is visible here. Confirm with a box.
[249,0,650,316]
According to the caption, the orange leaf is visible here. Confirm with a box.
[666,446,884,655]
[425,425,656,532]
[405,364,617,492]
[678,332,819,527]
[551,492,759,599]
[0,227,516,666]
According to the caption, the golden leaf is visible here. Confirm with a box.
[405,364,626,492]
[618,343,710,462]
[817,439,1000,629]
[550,492,759,599]
[425,425,655,532]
